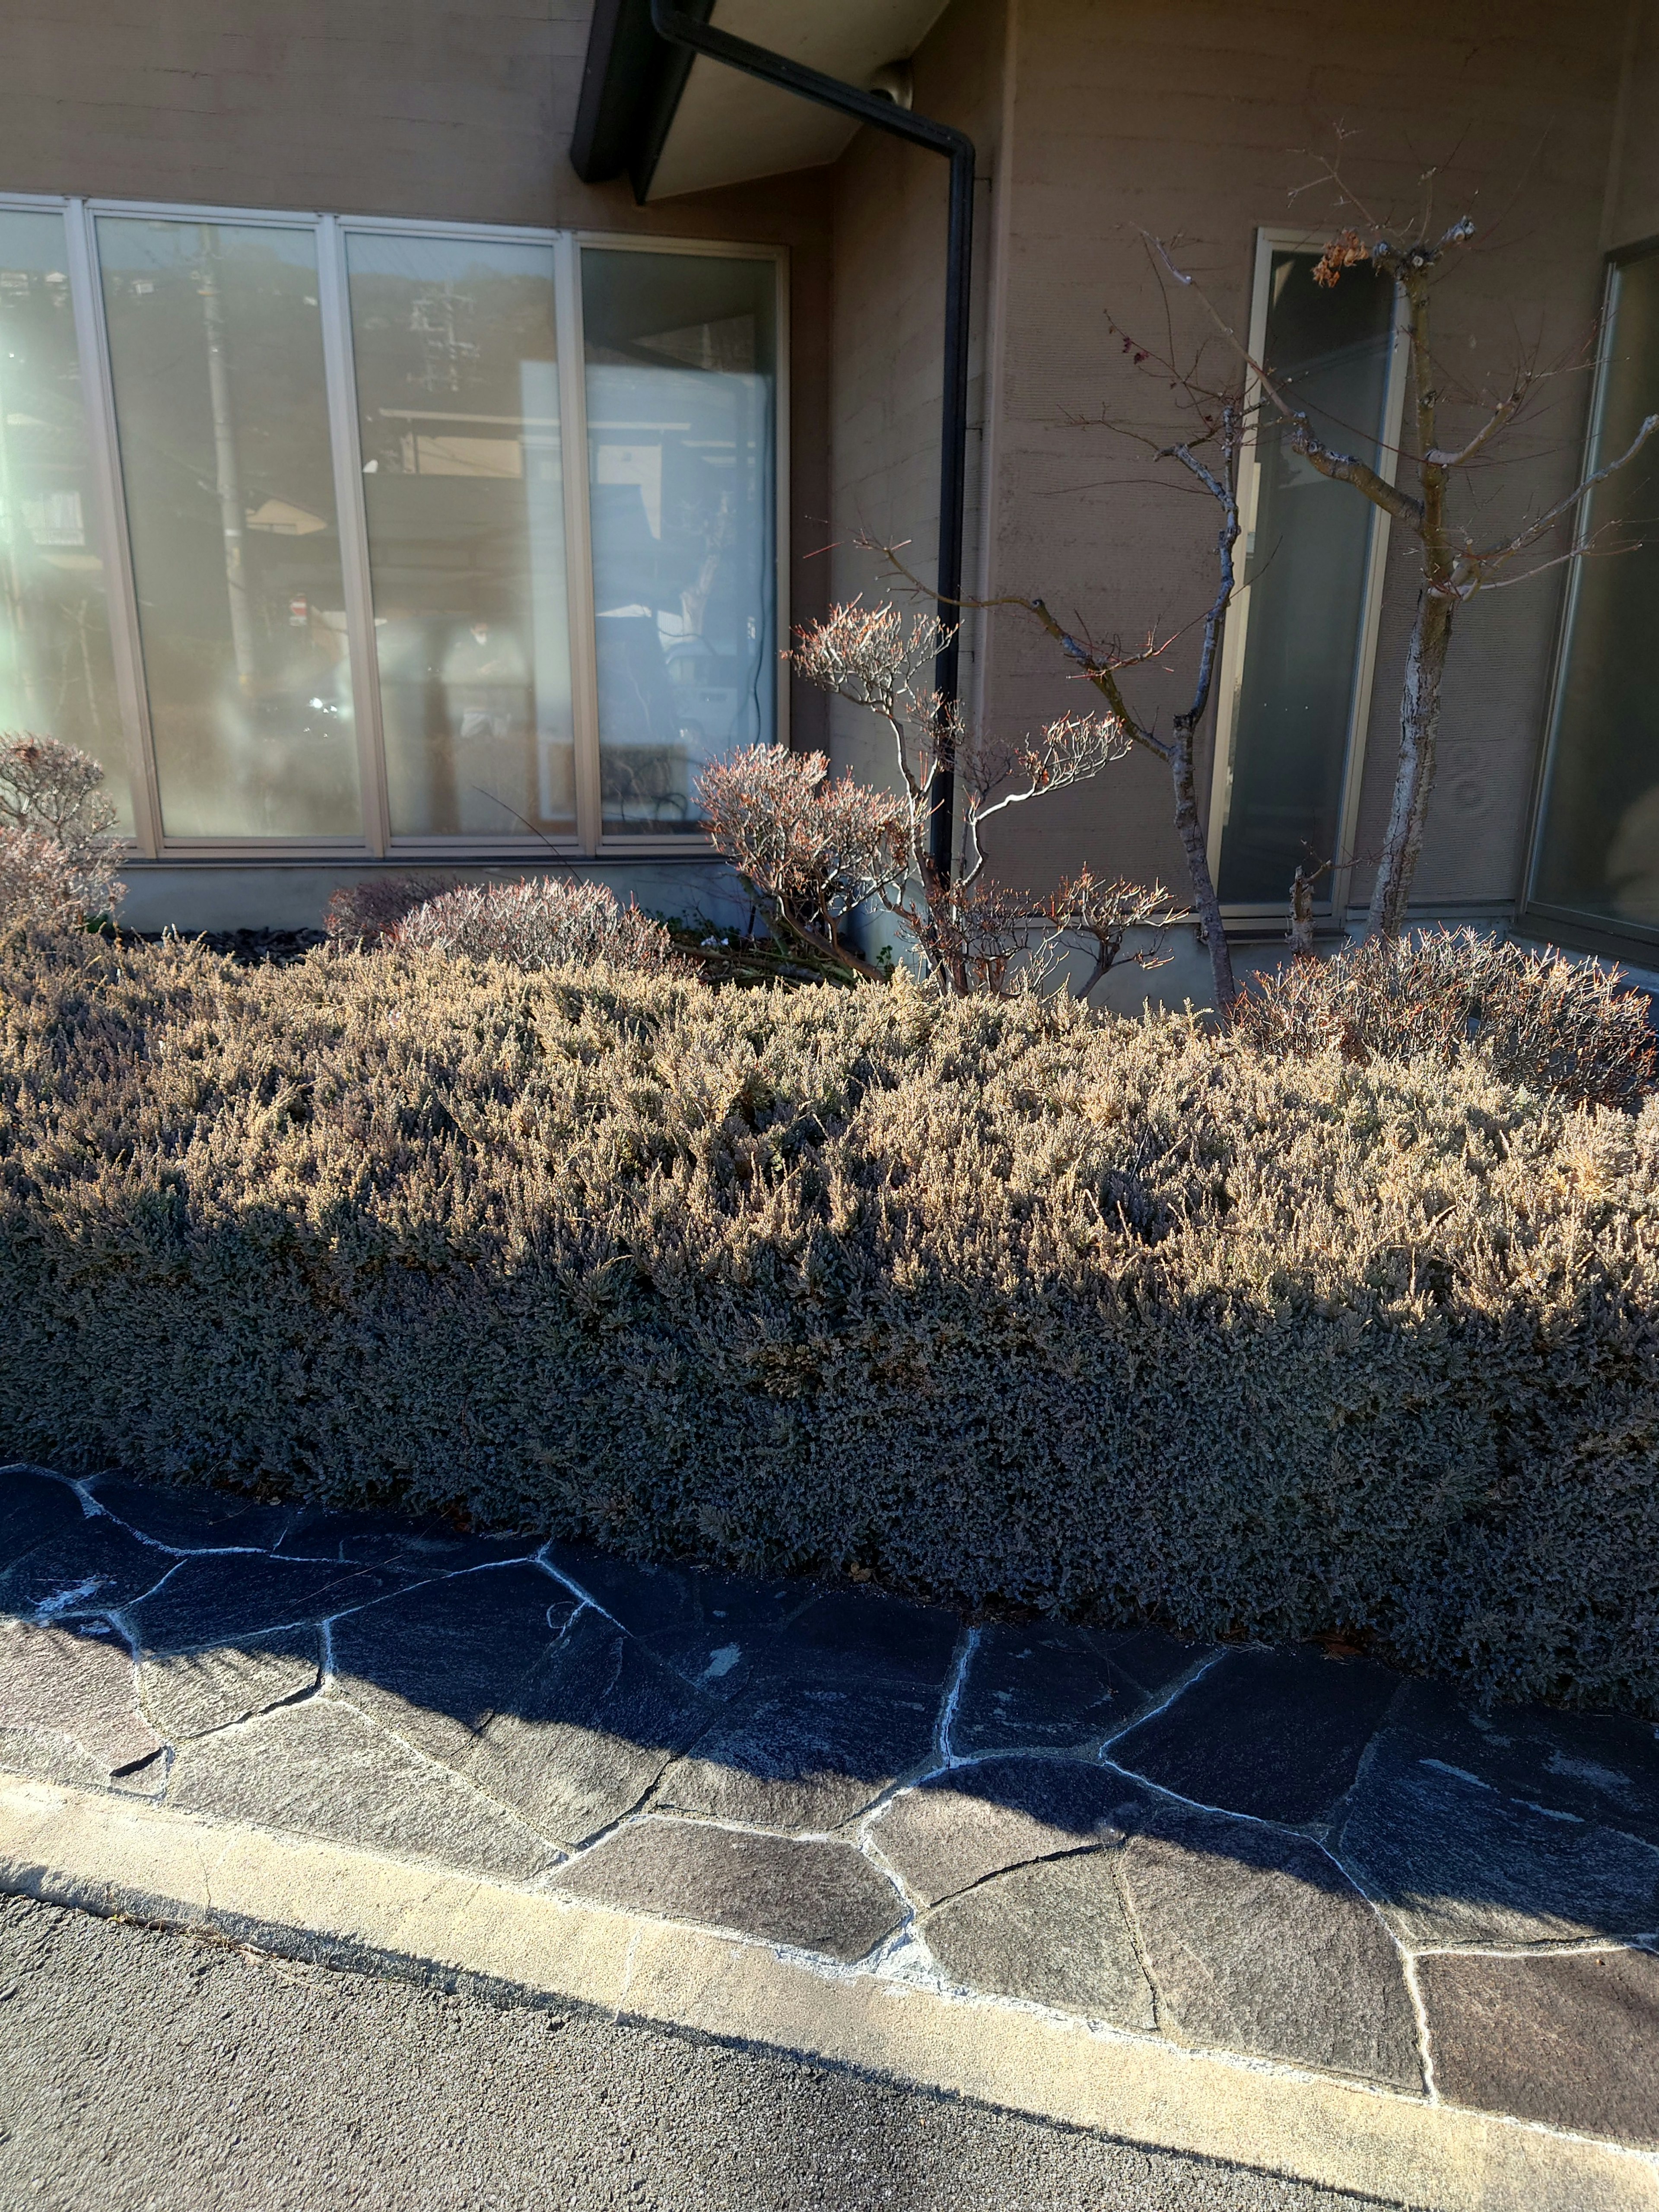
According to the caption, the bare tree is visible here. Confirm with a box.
[709,601,1168,997]
[1153,162,1659,939]
[866,392,1247,1013]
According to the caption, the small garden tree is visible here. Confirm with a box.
[698,604,1176,997]
[0,734,124,929]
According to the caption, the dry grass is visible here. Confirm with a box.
[2,929,1655,1712]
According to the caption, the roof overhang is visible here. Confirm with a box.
[571,0,951,203]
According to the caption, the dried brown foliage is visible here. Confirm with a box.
[694,746,906,979]
[388,876,676,975]
[784,601,1147,997]
[0,733,124,928]
[1231,931,1655,1111]
[2,933,1656,1713]
[323,874,461,944]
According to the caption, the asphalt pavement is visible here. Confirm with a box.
[0,1892,1395,2212]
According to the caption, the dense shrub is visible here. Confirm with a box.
[1232,929,1655,1109]
[388,875,675,973]
[323,874,459,944]
[0,734,124,928]
[1,931,1656,1713]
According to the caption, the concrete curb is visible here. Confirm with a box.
[1,1771,1653,2212]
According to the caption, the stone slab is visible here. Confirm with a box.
[869,1757,1145,1907]
[166,1698,558,1882]
[0,1468,87,1573]
[1116,1805,1423,2089]
[542,1543,811,1697]
[2,1775,1652,2212]
[553,1815,903,1963]
[952,1624,1203,1757]
[765,1589,962,1691]
[0,1617,162,1780]
[656,1681,937,1832]
[127,1552,406,1654]
[1418,1944,1659,2148]
[1338,1731,1659,1946]
[0,1516,177,1621]
[462,1608,717,1851]
[1109,1647,1402,1825]
[328,1564,580,1765]
[85,1475,298,1554]
[1382,1679,1659,1850]
[918,1848,1157,2026]
[138,1629,322,1741]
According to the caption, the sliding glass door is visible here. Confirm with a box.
[1209,235,1401,915]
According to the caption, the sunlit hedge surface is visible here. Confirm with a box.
[3,931,1656,1713]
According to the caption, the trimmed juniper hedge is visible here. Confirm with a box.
[2,929,1656,1713]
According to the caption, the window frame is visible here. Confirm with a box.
[0,191,789,863]
[1204,225,1408,926]
[1519,237,1659,966]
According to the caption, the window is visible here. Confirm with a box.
[0,197,785,859]
[582,249,777,833]
[1527,243,1659,952]
[99,216,358,839]
[0,207,129,829]
[1208,234,1403,916]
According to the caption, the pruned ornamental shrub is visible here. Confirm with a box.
[0,733,124,929]
[1232,930,1655,1111]
[387,875,674,974]
[2,931,1656,1714]
[323,873,460,945]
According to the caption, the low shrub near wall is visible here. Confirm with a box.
[2,930,1656,1713]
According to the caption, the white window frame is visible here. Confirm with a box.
[1205,226,1408,925]
[1,191,790,864]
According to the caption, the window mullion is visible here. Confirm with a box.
[554,232,601,858]
[317,214,389,858]
[64,198,161,859]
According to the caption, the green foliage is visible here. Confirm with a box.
[3,930,1656,1713]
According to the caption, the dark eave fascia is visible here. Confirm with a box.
[569,0,712,202]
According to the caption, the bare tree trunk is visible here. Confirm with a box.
[1365,589,1456,939]
[1170,724,1236,1012]
[1288,865,1317,957]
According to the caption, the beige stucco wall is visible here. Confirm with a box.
[0,0,834,774]
[828,0,1640,926]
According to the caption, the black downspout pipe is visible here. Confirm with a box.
[646,0,974,880]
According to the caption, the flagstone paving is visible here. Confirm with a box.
[2,1460,1657,2161]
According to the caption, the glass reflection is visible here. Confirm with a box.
[346,233,572,839]
[1532,249,1659,935]
[99,217,358,838]
[582,250,775,833]
[0,210,130,829]
[1217,249,1394,905]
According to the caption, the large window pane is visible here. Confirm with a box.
[99,217,358,839]
[0,210,130,830]
[582,250,775,834]
[1217,250,1394,905]
[346,233,572,839]
[1532,249,1659,936]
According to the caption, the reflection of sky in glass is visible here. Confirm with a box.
[0,209,130,830]
[583,251,775,835]
[99,217,358,838]
[345,231,572,839]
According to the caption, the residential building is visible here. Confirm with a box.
[1,0,1655,983]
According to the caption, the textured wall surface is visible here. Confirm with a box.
[827,0,1642,921]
